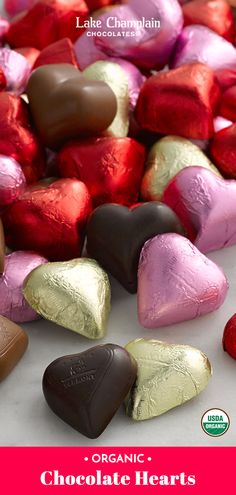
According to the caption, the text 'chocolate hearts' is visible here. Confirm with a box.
[43,344,137,438]
[2,179,92,261]
[0,315,28,382]
[58,137,145,207]
[125,339,212,420]
[163,166,236,253]
[26,64,117,149]
[23,258,111,339]
[87,202,185,293]
[138,234,228,328]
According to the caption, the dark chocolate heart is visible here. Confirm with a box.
[43,344,137,439]
[26,64,117,149]
[86,202,185,293]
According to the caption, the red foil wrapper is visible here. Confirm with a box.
[57,137,145,207]
[219,86,236,121]
[135,63,221,140]
[0,67,6,90]
[183,0,235,42]
[3,179,92,261]
[223,314,236,360]
[86,0,116,10]
[216,68,236,90]
[33,38,78,68]
[210,123,236,177]
[0,93,45,183]
[15,47,40,69]
[6,0,89,50]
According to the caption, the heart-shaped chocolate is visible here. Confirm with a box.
[141,136,220,201]
[87,202,185,293]
[2,178,92,261]
[23,258,111,339]
[0,315,28,382]
[43,344,137,438]
[210,122,236,178]
[182,0,235,42]
[57,137,145,207]
[26,64,117,149]
[125,339,212,420]
[163,166,236,253]
[0,219,5,274]
[138,233,228,328]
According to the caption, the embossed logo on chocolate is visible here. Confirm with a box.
[61,361,96,389]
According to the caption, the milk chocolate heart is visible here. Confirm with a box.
[57,137,145,207]
[0,219,5,274]
[2,179,92,261]
[125,339,212,420]
[23,258,111,339]
[141,136,220,201]
[26,64,117,149]
[138,233,228,328]
[163,166,236,253]
[135,63,221,139]
[0,315,28,382]
[87,203,185,293]
[43,344,137,438]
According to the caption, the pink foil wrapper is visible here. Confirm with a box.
[172,25,236,72]
[76,0,183,71]
[138,233,228,328]
[0,251,48,322]
[4,0,36,17]
[0,155,26,208]
[214,116,233,133]
[0,16,9,46]
[163,166,236,253]
[0,48,31,95]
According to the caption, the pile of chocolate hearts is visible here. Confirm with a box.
[0,0,236,439]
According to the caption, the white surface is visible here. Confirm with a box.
[0,245,236,447]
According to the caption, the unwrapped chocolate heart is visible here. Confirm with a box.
[138,233,228,328]
[125,339,212,420]
[26,64,117,149]
[0,315,28,382]
[23,258,111,339]
[43,344,137,438]
[163,166,236,253]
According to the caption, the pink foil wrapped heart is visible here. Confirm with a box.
[0,155,26,208]
[138,233,228,328]
[0,251,48,322]
[0,48,31,95]
[163,166,236,253]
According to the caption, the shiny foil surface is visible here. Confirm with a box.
[23,258,111,339]
[210,122,236,177]
[0,48,31,95]
[141,136,220,202]
[0,251,48,323]
[0,16,9,46]
[15,47,40,70]
[138,233,228,328]
[172,25,236,72]
[0,219,5,274]
[163,166,236,253]
[125,338,212,421]
[214,115,232,132]
[83,61,129,138]
[219,86,236,122]
[4,0,35,16]
[6,0,89,49]
[33,38,78,69]
[182,0,235,42]
[0,93,45,184]
[135,63,221,140]
[223,314,236,360]
[0,155,26,208]
[58,137,145,207]
[2,179,92,261]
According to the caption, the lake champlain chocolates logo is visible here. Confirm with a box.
[76,15,161,37]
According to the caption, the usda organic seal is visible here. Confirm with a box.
[201,409,230,437]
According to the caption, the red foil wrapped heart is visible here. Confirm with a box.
[6,0,89,50]
[57,138,145,207]
[0,67,6,90]
[86,0,116,10]
[2,179,92,261]
[223,314,236,360]
[135,63,221,140]
[33,38,78,69]
[183,0,235,42]
[219,86,236,121]
[210,123,236,177]
[0,93,45,183]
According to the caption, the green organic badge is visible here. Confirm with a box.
[201,409,230,437]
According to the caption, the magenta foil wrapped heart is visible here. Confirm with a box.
[138,233,228,329]
[0,155,26,208]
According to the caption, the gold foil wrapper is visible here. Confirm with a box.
[125,338,212,421]
[23,258,111,339]
[141,136,221,201]
[83,61,129,138]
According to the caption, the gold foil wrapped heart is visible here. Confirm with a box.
[141,136,221,201]
[83,61,129,138]
[125,339,212,421]
[23,258,111,339]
